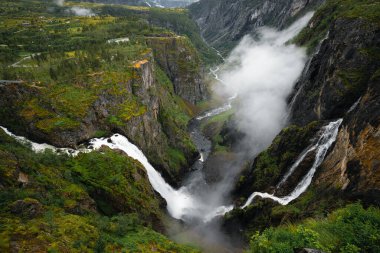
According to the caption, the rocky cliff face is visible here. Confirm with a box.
[315,71,380,205]
[146,35,206,104]
[289,8,380,203]
[290,18,379,125]
[189,0,323,53]
[0,53,197,184]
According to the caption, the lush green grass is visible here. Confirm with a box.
[199,109,234,152]
[147,8,222,65]
[248,203,380,253]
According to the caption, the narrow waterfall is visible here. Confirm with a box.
[242,118,343,208]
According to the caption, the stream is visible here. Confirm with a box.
[0,11,344,252]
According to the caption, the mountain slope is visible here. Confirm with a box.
[0,1,213,183]
[189,0,323,54]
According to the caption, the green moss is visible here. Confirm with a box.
[338,68,370,95]
[20,99,54,121]
[248,203,380,253]
[117,98,147,122]
[0,128,198,252]
[166,147,187,171]
[46,85,97,119]
[35,117,80,133]
[294,0,380,53]
[236,121,321,195]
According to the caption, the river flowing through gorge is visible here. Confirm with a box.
[0,11,341,252]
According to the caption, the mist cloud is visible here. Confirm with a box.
[54,0,95,16]
[69,7,95,17]
[216,12,314,154]
[54,0,64,6]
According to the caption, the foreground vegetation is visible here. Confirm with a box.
[248,203,380,253]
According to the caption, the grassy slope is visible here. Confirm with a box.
[0,128,199,252]
[0,0,208,251]
[0,0,202,176]
[248,203,380,253]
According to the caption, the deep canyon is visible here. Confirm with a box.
[0,0,379,252]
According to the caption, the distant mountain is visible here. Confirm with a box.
[83,0,198,7]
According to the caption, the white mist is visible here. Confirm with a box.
[217,12,313,153]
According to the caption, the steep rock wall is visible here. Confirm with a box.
[146,35,206,104]
[315,75,380,205]
[224,1,380,237]
[189,0,323,53]
[290,18,379,125]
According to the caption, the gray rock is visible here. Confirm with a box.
[290,18,379,125]
[189,0,323,53]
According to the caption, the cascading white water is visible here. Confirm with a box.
[0,126,82,155]
[276,145,317,188]
[88,135,199,219]
[242,118,343,208]
[196,103,232,120]
[196,67,236,121]
[1,12,319,224]
[0,126,224,221]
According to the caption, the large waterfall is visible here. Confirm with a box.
[0,125,228,221]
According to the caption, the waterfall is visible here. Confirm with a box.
[196,67,236,121]
[242,118,343,208]
[0,126,82,155]
[196,103,232,120]
[0,126,226,221]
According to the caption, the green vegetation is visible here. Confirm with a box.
[248,203,380,253]
[200,109,234,152]
[236,121,321,193]
[0,1,210,250]
[0,0,202,178]
[147,8,222,65]
[155,64,197,173]
[0,128,199,252]
[295,0,380,53]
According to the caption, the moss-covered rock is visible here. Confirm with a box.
[0,128,199,253]
[146,35,207,104]
[234,121,323,201]
[291,1,380,125]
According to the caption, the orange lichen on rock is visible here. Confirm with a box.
[133,59,148,68]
